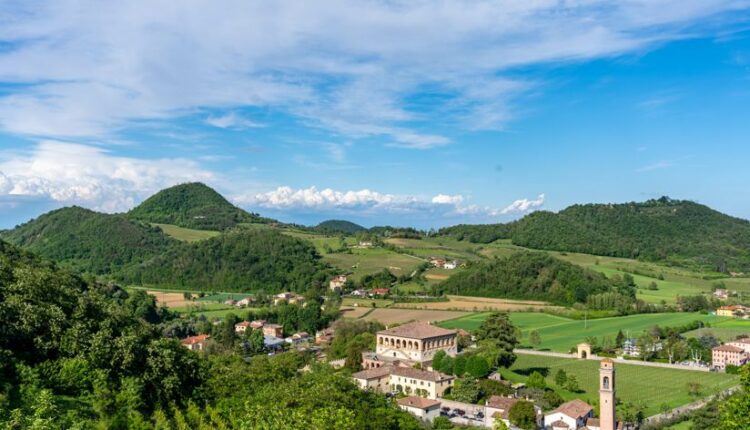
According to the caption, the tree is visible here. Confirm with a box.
[526,371,546,389]
[494,417,510,430]
[565,375,580,393]
[554,369,568,387]
[529,330,541,348]
[433,416,454,429]
[475,312,519,368]
[687,381,703,398]
[451,379,481,403]
[465,355,490,379]
[453,355,467,377]
[432,350,447,373]
[718,366,750,430]
[615,330,625,348]
[508,400,537,430]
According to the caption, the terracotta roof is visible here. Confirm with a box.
[397,396,441,410]
[181,334,210,345]
[235,321,251,327]
[550,420,570,429]
[486,396,518,419]
[391,367,452,382]
[587,418,600,428]
[714,344,744,353]
[379,322,457,339]
[264,323,283,328]
[352,366,392,380]
[553,399,593,419]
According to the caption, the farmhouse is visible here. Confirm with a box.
[329,274,348,291]
[367,321,458,365]
[351,365,454,399]
[262,323,284,338]
[180,334,210,351]
[430,258,447,268]
[285,331,312,345]
[717,305,749,318]
[236,297,253,307]
[712,344,748,369]
[273,292,305,305]
[544,399,594,430]
[370,288,390,296]
[397,396,441,422]
[234,321,251,334]
[315,328,335,344]
[250,319,266,329]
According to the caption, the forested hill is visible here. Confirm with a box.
[439,197,750,272]
[435,252,634,306]
[315,219,366,234]
[119,228,331,291]
[127,182,270,230]
[511,198,750,272]
[0,206,176,274]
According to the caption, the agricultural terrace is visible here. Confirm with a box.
[440,312,736,352]
[500,354,739,417]
[152,223,220,242]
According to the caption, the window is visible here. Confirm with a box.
[603,376,610,389]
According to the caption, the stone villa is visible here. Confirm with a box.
[365,321,458,367]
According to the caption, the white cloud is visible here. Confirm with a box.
[205,112,264,129]
[236,185,543,220]
[431,194,464,205]
[500,194,546,215]
[0,0,745,146]
[0,140,214,212]
[637,160,674,172]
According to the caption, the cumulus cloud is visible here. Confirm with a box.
[500,194,546,215]
[236,185,543,220]
[0,141,214,212]
[0,1,745,147]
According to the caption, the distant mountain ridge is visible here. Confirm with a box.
[314,219,366,234]
[440,197,750,272]
[128,182,270,231]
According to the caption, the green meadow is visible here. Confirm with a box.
[440,312,734,352]
[500,354,739,416]
[323,247,425,280]
[152,223,220,242]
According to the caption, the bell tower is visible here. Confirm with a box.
[599,359,616,430]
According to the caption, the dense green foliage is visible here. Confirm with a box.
[121,228,330,291]
[438,197,750,272]
[1,206,176,274]
[127,182,268,230]
[0,239,422,429]
[436,252,634,306]
[315,219,366,234]
[437,223,512,243]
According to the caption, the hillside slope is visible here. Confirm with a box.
[128,182,268,230]
[511,197,750,272]
[435,252,633,306]
[0,206,176,274]
[120,228,330,291]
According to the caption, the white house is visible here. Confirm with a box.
[397,396,441,422]
[544,399,593,430]
[443,260,458,270]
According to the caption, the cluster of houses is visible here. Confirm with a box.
[351,322,622,430]
[223,292,306,308]
[716,305,750,319]
[712,337,750,369]
[179,319,327,353]
[430,257,459,270]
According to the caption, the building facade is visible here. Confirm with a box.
[712,344,748,369]
[352,366,454,399]
[599,359,616,430]
[375,322,458,363]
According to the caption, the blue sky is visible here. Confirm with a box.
[1,1,750,229]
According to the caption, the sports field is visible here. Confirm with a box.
[440,312,733,352]
[501,354,739,416]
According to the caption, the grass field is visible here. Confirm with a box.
[153,223,220,242]
[501,354,739,416]
[353,308,469,325]
[324,248,425,280]
[440,312,733,352]
[392,296,556,312]
[684,317,750,341]
[196,292,252,302]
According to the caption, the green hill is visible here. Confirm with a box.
[0,206,176,274]
[511,197,750,272]
[127,182,268,230]
[435,252,634,306]
[315,219,366,234]
[440,197,750,272]
[120,228,330,291]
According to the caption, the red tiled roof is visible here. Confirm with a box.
[391,366,452,382]
[181,334,209,345]
[235,321,251,327]
[714,344,744,353]
[553,399,593,419]
[486,396,518,419]
[397,396,441,410]
[352,366,392,380]
[379,322,456,339]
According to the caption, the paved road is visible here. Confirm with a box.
[515,348,711,372]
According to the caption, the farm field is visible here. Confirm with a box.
[342,297,394,308]
[684,317,750,341]
[323,247,425,280]
[152,223,220,242]
[351,308,470,325]
[440,312,732,352]
[392,296,556,312]
[146,290,194,308]
[282,230,359,254]
[500,354,739,417]
[196,292,253,302]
